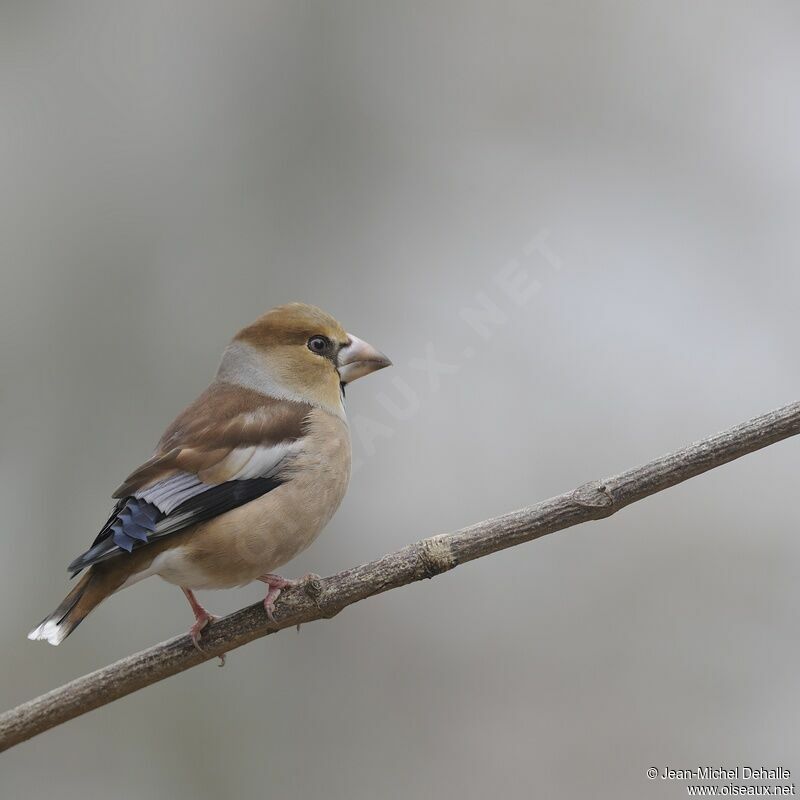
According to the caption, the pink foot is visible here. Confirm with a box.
[258,573,297,623]
[181,587,219,652]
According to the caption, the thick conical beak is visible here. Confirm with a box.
[337,333,392,384]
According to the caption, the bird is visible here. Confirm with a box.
[28,303,391,647]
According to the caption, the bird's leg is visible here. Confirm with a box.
[258,573,297,623]
[181,587,219,651]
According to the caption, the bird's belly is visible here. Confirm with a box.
[151,490,342,589]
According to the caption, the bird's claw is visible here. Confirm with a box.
[189,615,226,666]
[189,613,218,651]
[260,572,321,626]
[260,573,298,624]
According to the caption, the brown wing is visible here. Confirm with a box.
[114,382,312,497]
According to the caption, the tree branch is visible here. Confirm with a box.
[2,399,800,752]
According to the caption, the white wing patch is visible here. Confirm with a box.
[138,472,207,514]
[230,441,298,479]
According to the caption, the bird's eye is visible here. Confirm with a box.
[307,335,331,355]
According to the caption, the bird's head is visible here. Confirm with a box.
[219,303,391,414]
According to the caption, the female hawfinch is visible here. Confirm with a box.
[28,303,391,647]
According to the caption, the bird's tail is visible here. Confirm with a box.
[27,569,108,646]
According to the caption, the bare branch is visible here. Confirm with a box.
[2,400,799,752]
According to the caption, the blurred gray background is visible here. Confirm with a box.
[1,2,799,798]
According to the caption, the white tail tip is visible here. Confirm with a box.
[27,619,66,646]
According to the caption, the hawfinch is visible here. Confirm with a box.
[28,303,391,647]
